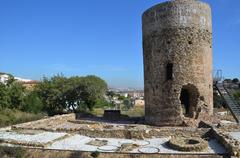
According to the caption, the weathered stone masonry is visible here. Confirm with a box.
[143,0,213,126]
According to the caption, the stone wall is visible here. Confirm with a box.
[143,0,213,126]
[4,147,226,158]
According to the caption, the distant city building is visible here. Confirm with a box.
[14,77,32,83]
[0,74,9,84]
[118,90,144,99]
[134,99,145,107]
[128,91,144,98]
[21,81,39,90]
[0,73,38,89]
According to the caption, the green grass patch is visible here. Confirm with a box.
[0,109,45,128]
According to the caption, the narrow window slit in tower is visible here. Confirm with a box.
[166,63,173,80]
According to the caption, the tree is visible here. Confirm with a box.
[36,74,108,115]
[36,74,69,115]
[94,98,112,108]
[233,91,240,100]
[6,74,16,86]
[78,75,108,111]
[0,83,9,109]
[7,82,25,109]
[63,76,83,112]
[106,91,115,98]
[123,99,132,110]
[224,79,232,83]
[62,75,108,112]
[232,78,239,84]
[22,91,43,114]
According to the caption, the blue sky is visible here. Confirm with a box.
[0,0,240,88]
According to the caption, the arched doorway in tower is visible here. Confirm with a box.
[180,84,200,118]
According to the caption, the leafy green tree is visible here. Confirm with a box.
[22,91,43,114]
[233,91,240,100]
[0,83,9,109]
[232,78,239,84]
[224,79,232,83]
[123,99,132,110]
[94,98,112,108]
[106,91,115,98]
[63,76,83,112]
[79,75,108,111]
[36,74,107,115]
[36,74,69,115]
[6,74,15,86]
[8,82,25,110]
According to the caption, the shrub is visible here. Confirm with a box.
[90,151,100,158]
[0,146,26,158]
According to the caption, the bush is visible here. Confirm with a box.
[91,151,100,158]
[0,146,26,158]
[234,91,240,99]
[213,92,226,108]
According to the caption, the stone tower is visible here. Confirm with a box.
[142,0,213,126]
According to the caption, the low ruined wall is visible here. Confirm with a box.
[5,147,227,158]
[211,128,240,157]
[11,114,75,130]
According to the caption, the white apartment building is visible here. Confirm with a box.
[0,73,33,84]
[0,74,9,84]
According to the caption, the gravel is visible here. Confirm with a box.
[229,132,240,141]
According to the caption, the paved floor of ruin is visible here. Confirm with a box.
[0,129,226,154]
[0,114,239,155]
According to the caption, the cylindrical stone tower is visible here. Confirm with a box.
[142,0,213,126]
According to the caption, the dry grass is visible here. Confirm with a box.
[91,108,105,116]
[0,109,45,127]
[121,107,145,117]
[91,107,145,118]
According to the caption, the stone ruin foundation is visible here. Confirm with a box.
[143,0,214,126]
